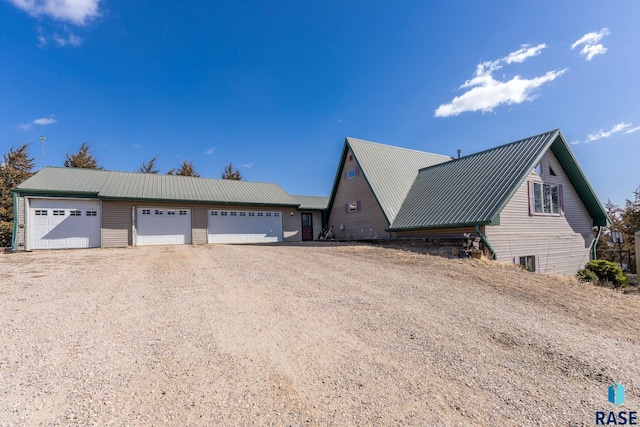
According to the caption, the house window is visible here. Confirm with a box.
[221,211,228,216]
[530,182,562,215]
[155,210,163,215]
[345,201,361,213]
[515,256,537,272]
[266,212,272,217]
[179,210,187,215]
[142,209,151,215]
[53,210,65,216]
[35,210,48,216]
[239,212,246,216]
[70,210,81,216]
[86,211,97,216]
[346,168,357,179]
[257,212,264,217]
[167,210,176,215]
[248,212,255,217]
[211,211,218,216]
[533,162,541,174]
[230,212,237,216]
[549,166,556,176]
[349,154,353,161]
[274,212,280,217]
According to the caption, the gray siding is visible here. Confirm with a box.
[328,150,391,240]
[485,149,594,275]
[102,201,132,247]
[282,207,302,242]
[395,226,479,238]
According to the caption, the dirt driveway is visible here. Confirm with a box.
[1,244,639,426]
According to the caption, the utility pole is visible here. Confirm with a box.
[39,136,48,169]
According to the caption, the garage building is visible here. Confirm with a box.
[11,167,327,251]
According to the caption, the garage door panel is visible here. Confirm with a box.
[28,199,101,250]
[136,208,191,246]
[207,210,282,244]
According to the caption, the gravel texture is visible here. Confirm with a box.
[1,243,639,426]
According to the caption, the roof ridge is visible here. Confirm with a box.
[416,129,559,172]
[346,136,453,159]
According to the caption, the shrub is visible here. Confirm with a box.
[583,260,627,286]
[576,268,598,282]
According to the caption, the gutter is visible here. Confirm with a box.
[475,224,496,260]
[590,225,602,261]
[11,191,18,252]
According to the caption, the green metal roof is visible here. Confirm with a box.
[389,130,610,230]
[14,167,300,206]
[291,195,329,210]
[336,137,452,223]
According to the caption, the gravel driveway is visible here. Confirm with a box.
[1,244,639,426]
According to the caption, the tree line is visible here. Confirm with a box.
[0,142,243,247]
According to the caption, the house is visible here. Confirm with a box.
[11,167,327,251]
[327,129,609,275]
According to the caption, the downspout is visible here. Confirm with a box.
[590,226,602,261]
[475,224,496,260]
[11,191,19,252]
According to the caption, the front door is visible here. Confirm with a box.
[301,213,313,241]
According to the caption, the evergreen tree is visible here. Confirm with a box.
[138,156,160,174]
[221,162,242,180]
[167,160,200,177]
[0,144,35,247]
[64,142,102,169]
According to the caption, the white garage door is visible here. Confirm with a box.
[28,198,101,249]
[208,210,282,243]
[136,208,192,246]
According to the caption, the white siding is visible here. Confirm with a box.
[485,150,595,275]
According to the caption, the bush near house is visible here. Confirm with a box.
[577,260,627,286]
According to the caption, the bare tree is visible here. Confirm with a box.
[221,162,242,180]
[138,156,160,174]
[167,160,200,177]
[64,142,102,169]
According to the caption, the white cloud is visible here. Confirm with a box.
[435,44,566,117]
[587,122,631,142]
[53,32,82,46]
[204,147,215,155]
[19,115,57,130]
[8,0,100,25]
[242,162,254,169]
[571,28,610,61]
[570,140,580,145]
[624,125,640,135]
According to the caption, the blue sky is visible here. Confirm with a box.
[1,1,639,206]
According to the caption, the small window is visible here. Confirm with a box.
[274,212,280,217]
[211,211,218,216]
[86,211,97,217]
[516,256,536,272]
[221,211,228,216]
[53,210,65,216]
[531,182,561,215]
[257,212,264,217]
[179,210,187,215]
[346,201,361,213]
[549,166,556,176]
[349,154,353,161]
[70,210,81,216]
[346,168,357,179]
[248,212,255,217]
[142,209,151,215]
[533,162,541,174]
[230,211,237,216]
[35,209,48,216]
[167,210,176,215]
[266,212,272,217]
[239,212,246,216]
[155,210,163,215]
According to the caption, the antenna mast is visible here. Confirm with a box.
[39,136,48,169]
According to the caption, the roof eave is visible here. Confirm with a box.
[388,220,492,232]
